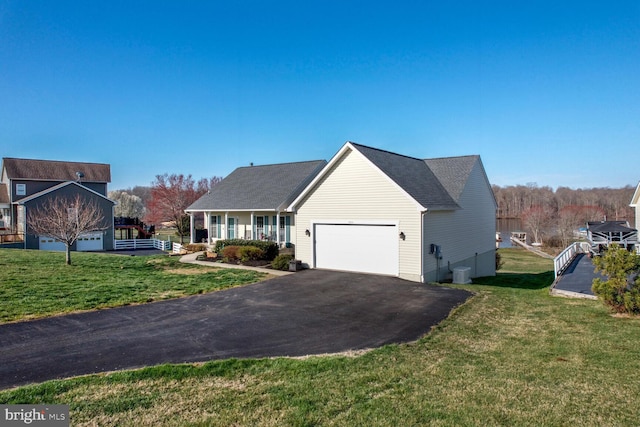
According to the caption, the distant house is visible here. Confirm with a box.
[187,142,497,283]
[631,181,640,235]
[0,157,115,251]
[185,160,327,247]
[585,220,638,254]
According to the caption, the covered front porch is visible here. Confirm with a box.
[188,210,294,247]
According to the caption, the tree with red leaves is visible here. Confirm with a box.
[145,174,221,243]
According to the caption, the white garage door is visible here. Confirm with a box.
[314,223,399,275]
[39,236,66,251]
[76,233,104,251]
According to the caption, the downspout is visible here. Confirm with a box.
[421,209,428,283]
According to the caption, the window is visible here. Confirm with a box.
[16,183,26,196]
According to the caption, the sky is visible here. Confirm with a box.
[1,1,638,191]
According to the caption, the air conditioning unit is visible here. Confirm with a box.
[453,267,471,284]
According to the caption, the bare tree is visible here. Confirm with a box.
[521,205,553,245]
[27,195,108,265]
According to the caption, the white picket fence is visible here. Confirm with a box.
[114,238,173,251]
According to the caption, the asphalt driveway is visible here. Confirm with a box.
[0,270,471,389]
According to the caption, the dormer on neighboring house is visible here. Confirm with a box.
[0,158,112,250]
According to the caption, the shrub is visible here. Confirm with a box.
[591,244,640,314]
[272,254,294,271]
[237,246,265,262]
[184,243,207,253]
[221,246,242,262]
[214,239,279,260]
[496,250,504,271]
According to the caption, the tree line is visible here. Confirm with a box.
[493,184,635,221]
[493,183,637,248]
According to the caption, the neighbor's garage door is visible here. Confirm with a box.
[314,223,399,275]
[39,236,66,251]
[76,233,104,251]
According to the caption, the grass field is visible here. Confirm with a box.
[0,249,266,323]
[1,248,639,426]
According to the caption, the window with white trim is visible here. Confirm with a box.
[16,183,26,196]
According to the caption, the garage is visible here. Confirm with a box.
[314,223,399,275]
[39,236,66,251]
[76,232,104,251]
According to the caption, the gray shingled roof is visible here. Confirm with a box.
[425,155,479,203]
[587,221,636,233]
[187,160,327,211]
[2,158,111,183]
[350,143,461,210]
[0,183,9,204]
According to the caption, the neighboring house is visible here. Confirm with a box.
[185,160,327,247]
[631,181,640,234]
[586,220,638,254]
[0,157,115,251]
[187,141,497,283]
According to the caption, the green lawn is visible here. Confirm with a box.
[0,249,266,323]
[1,248,639,426]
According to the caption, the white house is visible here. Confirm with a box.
[288,142,497,282]
[187,142,497,283]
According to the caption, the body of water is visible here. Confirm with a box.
[497,218,524,248]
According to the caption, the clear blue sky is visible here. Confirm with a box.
[1,1,638,191]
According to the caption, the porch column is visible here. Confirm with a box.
[276,212,281,247]
[189,213,195,244]
[251,212,255,240]
[225,212,229,239]
[204,212,210,245]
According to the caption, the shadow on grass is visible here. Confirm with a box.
[472,271,554,290]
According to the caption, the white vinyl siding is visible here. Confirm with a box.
[295,149,422,281]
[422,162,496,281]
